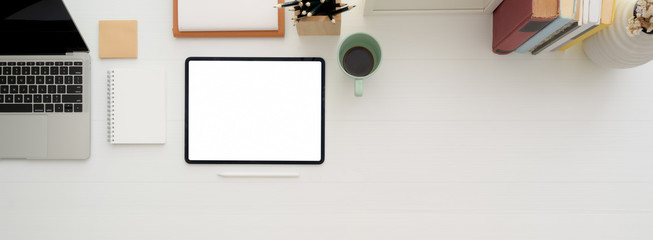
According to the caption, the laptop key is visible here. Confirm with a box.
[0,76,5,84]
[69,67,83,75]
[22,67,30,75]
[64,104,73,112]
[65,76,73,84]
[33,104,45,112]
[1,85,8,93]
[4,95,13,103]
[73,62,82,66]
[33,95,42,103]
[31,67,39,75]
[8,76,15,84]
[13,67,20,75]
[0,104,32,112]
[36,76,44,84]
[57,85,66,93]
[27,76,34,84]
[14,95,23,103]
[53,95,61,103]
[74,104,82,112]
[60,67,68,75]
[24,95,32,103]
[43,95,52,103]
[50,67,58,75]
[19,85,27,93]
[27,62,35,66]
[2,67,10,75]
[7,62,16,66]
[55,76,63,84]
[10,85,18,93]
[67,85,83,93]
[48,85,56,93]
[0,95,3,103]
[17,76,25,84]
[74,76,82,84]
[55,62,63,66]
[45,76,53,84]
[17,62,25,66]
[64,62,72,66]
[55,104,63,112]
[38,85,47,93]
[29,85,37,93]
[45,104,54,112]
[62,95,82,103]
[41,67,49,75]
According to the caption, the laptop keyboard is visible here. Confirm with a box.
[0,61,84,113]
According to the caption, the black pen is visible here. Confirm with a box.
[291,13,308,20]
[304,0,323,7]
[295,15,310,21]
[326,2,345,10]
[327,14,335,24]
[330,5,355,16]
[288,5,302,11]
[274,1,299,8]
[307,0,325,17]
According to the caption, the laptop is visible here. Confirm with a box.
[0,0,91,159]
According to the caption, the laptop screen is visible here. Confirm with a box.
[0,0,88,55]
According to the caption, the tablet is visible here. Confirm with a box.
[185,57,325,164]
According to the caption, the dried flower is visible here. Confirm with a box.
[628,0,653,36]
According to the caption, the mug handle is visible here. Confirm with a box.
[355,79,363,97]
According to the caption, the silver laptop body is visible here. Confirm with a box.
[0,0,91,159]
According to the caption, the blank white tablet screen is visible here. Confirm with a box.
[187,59,323,162]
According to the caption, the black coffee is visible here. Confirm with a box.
[343,46,374,77]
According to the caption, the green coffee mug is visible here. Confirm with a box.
[337,33,382,97]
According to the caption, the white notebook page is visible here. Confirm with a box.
[109,68,166,144]
[178,0,279,31]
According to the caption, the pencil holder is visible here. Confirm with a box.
[291,0,344,36]
[296,13,341,36]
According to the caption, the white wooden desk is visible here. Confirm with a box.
[2,0,653,239]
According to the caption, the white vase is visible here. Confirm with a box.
[584,0,653,68]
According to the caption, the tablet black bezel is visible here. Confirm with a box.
[185,57,325,164]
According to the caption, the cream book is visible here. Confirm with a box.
[107,68,166,144]
[540,0,603,52]
[557,0,615,51]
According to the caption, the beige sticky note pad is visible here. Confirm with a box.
[99,20,138,59]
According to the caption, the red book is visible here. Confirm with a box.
[492,0,559,55]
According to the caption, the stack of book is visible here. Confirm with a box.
[492,0,616,55]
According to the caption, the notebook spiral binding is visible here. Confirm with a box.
[107,70,115,143]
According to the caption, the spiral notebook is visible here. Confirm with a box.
[107,68,166,144]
